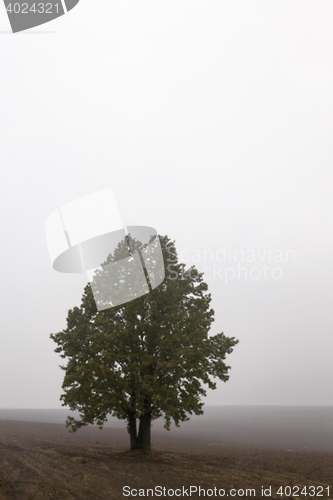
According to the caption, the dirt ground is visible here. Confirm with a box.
[0,420,332,499]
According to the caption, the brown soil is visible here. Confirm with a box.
[0,420,332,499]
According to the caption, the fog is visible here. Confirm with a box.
[1,407,333,452]
[0,1,333,408]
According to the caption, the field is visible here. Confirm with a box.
[0,413,332,500]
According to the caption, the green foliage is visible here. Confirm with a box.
[50,235,239,433]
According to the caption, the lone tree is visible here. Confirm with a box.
[51,235,238,452]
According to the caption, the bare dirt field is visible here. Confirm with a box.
[0,419,332,500]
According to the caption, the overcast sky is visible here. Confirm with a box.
[0,1,332,408]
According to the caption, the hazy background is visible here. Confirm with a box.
[0,1,332,409]
[1,407,333,451]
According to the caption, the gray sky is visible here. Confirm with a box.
[0,1,332,408]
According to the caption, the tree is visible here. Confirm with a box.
[50,234,239,452]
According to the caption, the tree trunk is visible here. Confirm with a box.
[127,414,151,451]
[140,415,151,452]
[128,414,138,450]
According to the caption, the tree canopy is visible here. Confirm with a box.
[51,234,239,452]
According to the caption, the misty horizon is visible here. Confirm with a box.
[1,406,333,452]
